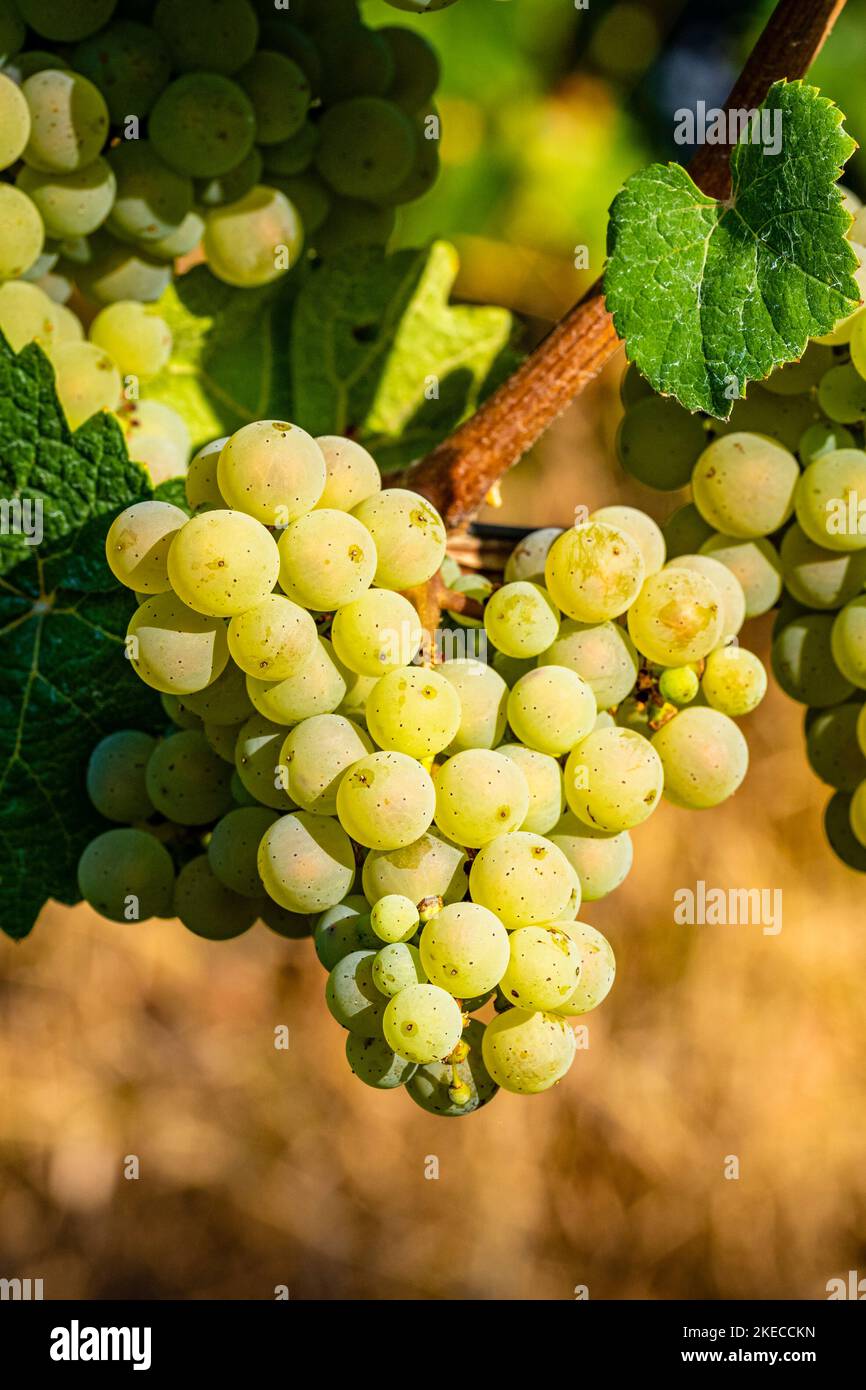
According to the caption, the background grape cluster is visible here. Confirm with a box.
[77,411,766,1115]
[0,0,445,297]
[617,193,866,874]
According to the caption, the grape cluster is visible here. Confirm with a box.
[0,0,446,302]
[617,190,866,872]
[78,413,762,1115]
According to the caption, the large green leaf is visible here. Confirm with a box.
[605,81,860,416]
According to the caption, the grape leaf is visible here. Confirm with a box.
[0,336,163,941]
[139,265,301,450]
[291,240,517,470]
[604,81,860,417]
[0,334,150,579]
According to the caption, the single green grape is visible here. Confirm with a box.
[504,527,563,585]
[246,637,348,726]
[565,727,664,832]
[817,363,866,423]
[498,744,564,835]
[182,660,252,725]
[278,509,377,611]
[780,523,866,610]
[772,612,854,706]
[499,925,582,1012]
[550,811,633,902]
[204,184,303,287]
[127,592,229,696]
[372,941,426,996]
[806,703,866,791]
[615,394,707,489]
[370,893,420,944]
[692,432,799,538]
[330,590,423,677]
[352,488,446,591]
[78,827,175,924]
[90,300,172,380]
[325,949,388,1037]
[794,448,866,553]
[86,730,157,822]
[207,806,278,898]
[259,810,355,913]
[149,72,255,178]
[832,596,866,689]
[362,833,467,910]
[483,581,560,659]
[346,1033,417,1090]
[228,594,318,681]
[0,74,31,172]
[337,750,435,850]
[264,121,319,177]
[665,553,746,641]
[382,982,463,1065]
[316,96,415,201]
[799,420,855,465]
[167,509,280,618]
[590,504,666,574]
[238,50,310,143]
[281,713,372,815]
[145,729,234,825]
[105,500,187,595]
[315,435,381,512]
[174,855,259,940]
[438,658,507,751]
[234,714,296,809]
[314,899,377,971]
[544,522,645,623]
[72,229,172,304]
[153,0,258,75]
[22,69,108,173]
[50,341,121,430]
[700,533,783,619]
[365,666,461,759]
[17,157,115,240]
[73,19,171,122]
[106,141,193,244]
[0,280,60,352]
[627,568,723,666]
[701,646,767,717]
[433,749,530,849]
[651,706,749,809]
[186,437,228,512]
[825,790,866,870]
[659,665,699,705]
[118,398,191,487]
[0,185,45,280]
[419,901,509,998]
[217,419,325,526]
[481,1008,576,1094]
[468,831,576,930]
[551,921,616,1016]
[506,666,597,756]
[15,0,117,42]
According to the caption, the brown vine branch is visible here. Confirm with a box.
[401,0,849,532]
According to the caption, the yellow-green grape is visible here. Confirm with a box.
[550,810,633,901]
[565,726,664,832]
[382,982,463,1065]
[72,230,172,304]
[0,72,30,171]
[773,612,854,706]
[167,509,280,617]
[500,925,582,1012]
[544,522,645,623]
[651,706,749,808]
[658,665,699,705]
[89,301,172,379]
[145,729,234,824]
[701,646,767,717]
[551,921,616,1015]
[182,659,252,724]
[54,301,83,341]
[281,713,372,815]
[78,828,175,924]
[174,855,258,941]
[407,1018,498,1117]
[314,898,376,970]
[330,590,423,676]
[715,385,818,453]
[483,582,560,659]
[105,500,187,594]
[818,363,866,423]
[227,593,317,681]
[127,592,229,695]
[105,140,193,244]
[352,488,446,590]
[232,765,262,805]
[615,394,707,489]
[700,533,783,618]
[468,830,576,929]
[662,503,714,560]
[365,666,461,758]
[692,433,799,538]
[419,901,509,997]
[208,805,278,897]
[259,810,355,913]
[161,693,201,730]
[664,553,746,641]
[146,208,204,260]
[204,718,243,763]
[278,509,377,611]
[504,527,563,584]
[186,436,229,511]
[627,568,723,665]
[370,893,420,944]
[119,398,191,487]
[326,949,388,1037]
[438,658,508,751]
[86,730,156,822]
[204,185,303,287]
[832,597,866,688]
[799,420,855,464]
[537,619,639,712]
[781,523,866,610]
[590,504,666,574]
[794,449,866,553]
[50,341,121,429]
[372,941,426,997]
[0,280,60,351]
[481,1008,576,1094]
[337,749,435,850]
[346,1033,417,1090]
[506,666,596,756]
[234,712,295,810]
[362,832,467,909]
[762,342,834,396]
[247,636,348,725]
[498,744,564,835]
[315,435,381,512]
[433,749,529,848]
[17,157,115,238]
[850,781,866,848]
[22,69,108,172]
[217,418,326,526]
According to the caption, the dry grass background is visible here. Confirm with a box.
[2,353,865,1301]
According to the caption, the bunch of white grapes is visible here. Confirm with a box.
[0,0,447,300]
[79,412,761,1115]
[616,187,866,873]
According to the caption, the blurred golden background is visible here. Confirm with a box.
[3,0,866,1301]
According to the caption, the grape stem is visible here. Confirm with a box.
[397,0,849,533]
